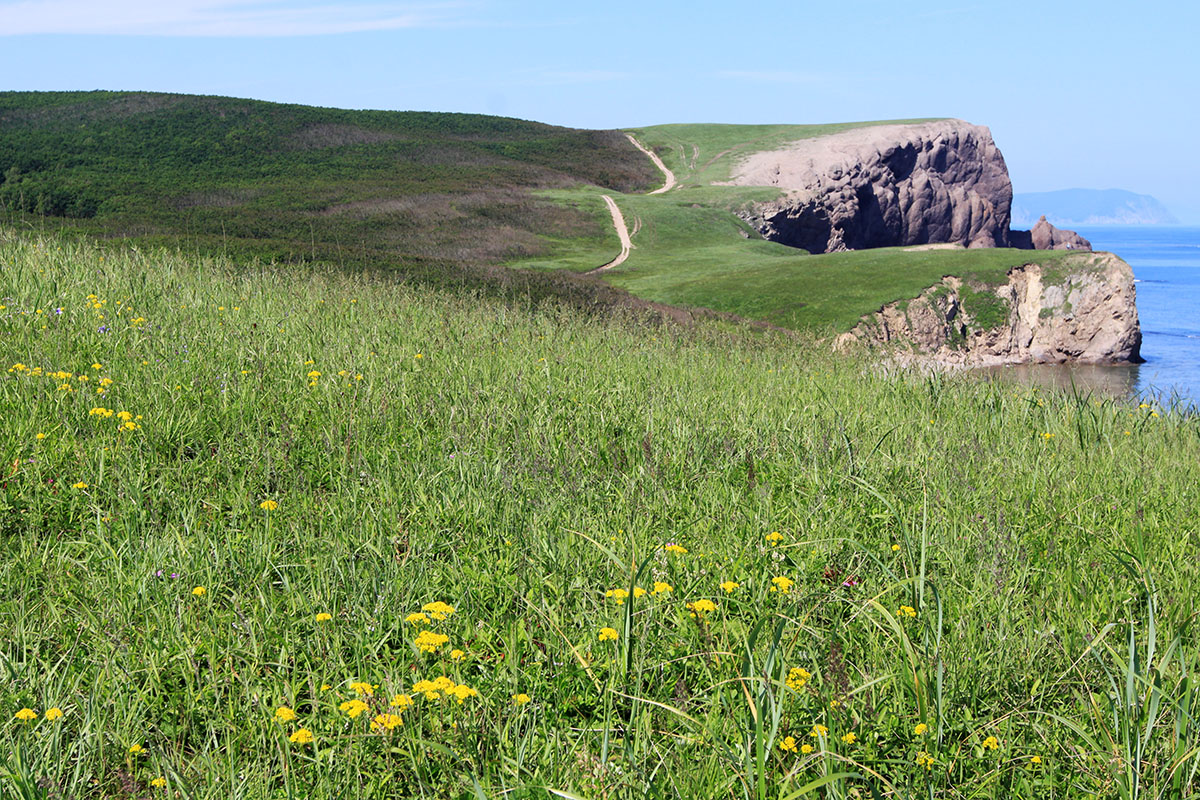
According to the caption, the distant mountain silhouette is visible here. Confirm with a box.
[1011,189,1178,227]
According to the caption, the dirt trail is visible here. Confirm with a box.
[587,195,633,274]
[625,133,676,194]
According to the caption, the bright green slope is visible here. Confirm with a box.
[513,185,1071,333]
[2,229,1197,798]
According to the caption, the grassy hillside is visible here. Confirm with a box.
[513,188,1072,332]
[1,94,1050,336]
[3,228,1199,798]
[0,90,656,279]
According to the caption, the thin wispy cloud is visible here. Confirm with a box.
[0,0,465,36]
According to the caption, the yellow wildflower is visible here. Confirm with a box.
[687,599,716,617]
[632,586,647,598]
[598,627,618,642]
[289,728,314,744]
[191,586,206,596]
[914,723,929,735]
[315,612,332,623]
[450,649,466,661]
[720,580,739,593]
[446,684,478,704]
[651,581,672,595]
[800,743,814,754]
[1030,755,1042,765]
[371,713,404,732]
[664,544,687,555]
[338,699,369,718]
[259,500,278,511]
[274,707,297,722]
[150,777,167,788]
[786,667,811,690]
[842,732,857,744]
[116,410,133,422]
[891,544,901,552]
[128,744,145,755]
[778,736,797,753]
[349,681,376,696]
[72,482,89,490]
[766,531,784,544]
[405,612,431,626]
[983,735,999,750]
[36,433,46,440]
[390,694,414,709]
[770,576,794,594]
[45,707,64,721]
[14,708,36,722]
[898,605,917,619]
[810,724,828,738]
[604,588,629,604]
[414,630,449,653]
[916,751,934,770]
[421,601,455,620]
[512,693,532,706]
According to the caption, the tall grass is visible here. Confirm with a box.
[1,229,1198,798]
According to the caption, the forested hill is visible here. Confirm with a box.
[0,91,657,280]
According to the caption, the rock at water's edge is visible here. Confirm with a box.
[840,252,1142,366]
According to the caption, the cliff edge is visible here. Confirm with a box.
[724,119,1091,256]
[839,252,1142,365]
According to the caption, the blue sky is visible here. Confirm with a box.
[2,0,1197,221]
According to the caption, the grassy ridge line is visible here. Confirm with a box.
[627,119,946,186]
[0,90,659,269]
[2,228,1199,797]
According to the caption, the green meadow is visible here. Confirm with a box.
[512,188,1076,333]
[3,229,1199,799]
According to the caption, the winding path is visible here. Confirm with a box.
[625,133,676,194]
[588,195,633,274]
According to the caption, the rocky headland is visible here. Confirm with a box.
[719,119,1139,364]
[725,119,1094,256]
[837,252,1142,366]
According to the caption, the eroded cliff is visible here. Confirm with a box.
[840,252,1142,365]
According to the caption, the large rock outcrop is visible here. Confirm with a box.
[839,252,1142,365]
[723,120,1091,255]
[726,120,1015,253]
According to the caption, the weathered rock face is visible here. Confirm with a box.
[1030,216,1092,251]
[726,120,1016,253]
[840,252,1142,365]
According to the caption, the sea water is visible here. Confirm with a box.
[981,226,1200,407]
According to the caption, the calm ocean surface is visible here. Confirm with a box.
[980,226,1200,407]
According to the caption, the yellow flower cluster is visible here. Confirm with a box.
[339,699,369,718]
[370,713,403,732]
[349,681,376,696]
[598,627,618,642]
[414,630,450,653]
[604,588,629,604]
[687,599,716,618]
[720,580,739,593]
[421,601,455,621]
[664,544,688,555]
[898,605,917,619]
[412,676,477,703]
[786,667,811,690]
[770,576,794,594]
